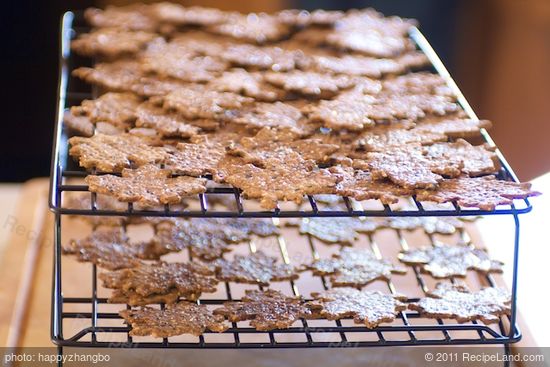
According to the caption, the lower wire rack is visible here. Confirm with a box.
[52,216,521,348]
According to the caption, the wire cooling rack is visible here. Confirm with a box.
[50,11,528,356]
[48,12,533,219]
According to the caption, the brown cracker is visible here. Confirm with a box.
[423,139,498,176]
[399,244,503,278]
[415,118,492,138]
[212,251,299,286]
[100,261,218,306]
[264,71,356,98]
[415,175,540,210]
[62,228,169,270]
[86,164,207,206]
[307,248,406,287]
[277,9,344,27]
[219,44,306,72]
[120,301,229,338]
[307,287,406,328]
[330,167,413,204]
[71,92,141,130]
[213,289,312,331]
[72,60,143,92]
[209,69,284,102]
[207,13,291,44]
[163,142,225,177]
[409,283,511,324]
[84,5,157,31]
[134,102,199,138]
[150,4,227,26]
[69,134,166,172]
[71,28,156,58]
[388,216,464,235]
[288,217,386,245]
[161,85,254,120]
[229,102,304,132]
[383,72,455,97]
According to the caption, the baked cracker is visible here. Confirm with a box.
[71,28,156,58]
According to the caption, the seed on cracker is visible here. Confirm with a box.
[161,85,254,120]
[307,287,406,328]
[212,251,299,285]
[305,95,377,131]
[399,244,503,278]
[135,102,199,138]
[163,142,225,176]
[288,217,385,245]
[383,72,455,98]
[216,153,338,210]
[416,117,492,138]
[388,216,464,235]
[207,13,291,44]
[209,69,284,102]
[71,28,156,58]
[220,44,306,72]
[153,218,278,261]
[307,248,406,287]
[277,9,344,27]
[141,38,227,83]
[330,166,413,203]
[229,102,305,133]
[409,283,511,324]
[62,228,169,270]
[415,175,540,210]
[85,165,207,206]
[72,60,143,92]
[213,289,312,331]
[264,71,356,98]
[84,4,157,31]
[312,52,428,78]
[150,3,227,26]
[69,134,166,172]
[120,301,229,338]
[100,261,218,306]
[423,139,499,176]
[71,92,141,130]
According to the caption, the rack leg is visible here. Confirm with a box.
[508,213,521,341]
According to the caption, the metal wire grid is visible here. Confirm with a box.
[48,12,533,219]
[52,213,521,348]
[50,11,524,352]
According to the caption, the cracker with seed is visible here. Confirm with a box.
[153,218,278,261]
[207,13,291,44]
[388,216,464,235]
[209,69,284,102]
[363,145,462,189]
[416,118,492,138]
[71,92,141,130]
[72,60,144,92]
[131,77,187,98]
[330,167,413,204]
[307,248,406,287]
[216,153,338,210]
[150,3,227,26]
[409,283,511,324]
[120,301,229,338]
[214,289,312,331]
[383,72,454,97]
[63,110,94,137]
[135,102,199,138]
[288,217,385,245]
[308,288,406,328]
[399,244,503,278]
[71,28,156,58]
[277,9,344,27]
[219,44,307,72]
[100,261,218,306]
[69,134,166,172]
[163,142,225,176]
[312,52,428,78]
[63,228,169,270]
[353,121,447,151]
[264,71,356,98]
[141,39,227,83]
[86,165,207,206]
[305,95,377,131]
[161,86,254,120]
[423,139,498,176]
[229,102,305,133]
[212,251,299,285]
[415,175,540,210]
[84,4,157,31]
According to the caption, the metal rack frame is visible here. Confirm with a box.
[50,10,529,359]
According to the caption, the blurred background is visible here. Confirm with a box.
[2,0,549,182]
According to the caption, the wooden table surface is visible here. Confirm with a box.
[0,177,545,366]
